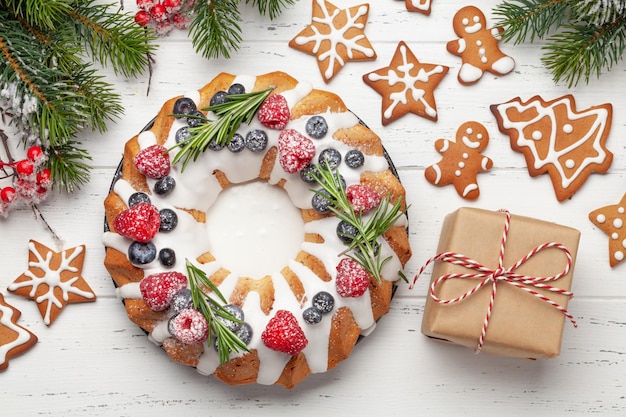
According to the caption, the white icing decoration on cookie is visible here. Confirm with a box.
[0,301,34,366]
[462,183,478,197]
[563,123,573,134]
[596,214,606,223]
[495,96,611,190]
[614,218,623,229]
[619,206,625,214]
[565,159,575,169]
[407,0,431,12]
[432,164,442,184]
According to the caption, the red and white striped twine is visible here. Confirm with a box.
[410,209,577,353]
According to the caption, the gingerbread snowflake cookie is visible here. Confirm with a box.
[447,5,515,85]
[8,240,96,326]
[0,293,38,371]
[363,41,448,125]
[289,0,377,83]
[424,121,493,200]
[589,193,626,268]
[491,94,613,202]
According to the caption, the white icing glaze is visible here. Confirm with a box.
[596,214,606,223]
[495,96,611,190]
[407,0,431,12]
[105,74,406,385]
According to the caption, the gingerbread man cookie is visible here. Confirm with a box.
[289,0,377,83]
[1,293,38,371]
[8,240,96,326]
[589,193,626,268]
[446,5,515,85]
[424,121,493,200]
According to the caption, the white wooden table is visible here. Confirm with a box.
[2,1,625,415]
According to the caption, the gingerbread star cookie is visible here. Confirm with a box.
[0,293,38,371]
[8,240,96,326]
[405,0,433,15]
[289,0,377,83]
[589,193,626,268]
[424,121,493,200]
[363,41,449,125]
[490,94,613,202]
[447,5,515,85]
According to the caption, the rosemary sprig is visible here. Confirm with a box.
[185,260,249,364]
[310,161,407,283]
[169,87,274,170]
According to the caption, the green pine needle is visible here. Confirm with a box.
[186,260,249,365]
[493,0,626,86]
[169,87,274,170]
[311,161,407,284]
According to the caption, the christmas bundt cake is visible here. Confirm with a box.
[103,71,411,388]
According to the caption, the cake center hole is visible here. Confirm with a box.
[205,181,305,277]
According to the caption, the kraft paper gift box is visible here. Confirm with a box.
[421,207,580,359]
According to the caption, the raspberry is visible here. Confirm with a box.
[346,184,381,213]
[113,202,161,242]
[335,258,371,298]
[261,310,308,355]
[133,144,171,179]
[140,271,188,312]
[169,308,209,344]
[257,94,290,130]
[278,129,316,174]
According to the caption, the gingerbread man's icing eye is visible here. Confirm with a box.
[462,18,469,25]
[473,15,480,23]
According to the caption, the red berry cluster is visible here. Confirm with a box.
[134,0,195,36]
[0,145,51,216]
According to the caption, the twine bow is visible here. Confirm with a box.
[410,209,577,353]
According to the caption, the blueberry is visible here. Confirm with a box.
[171,289,194,314]
[128,241,157,265]
[208,139,224,151]
[227,133,245,153]
[245,129,268,152]
[186,110,206,128]
[154,175,176,196]
[235,322,253,345]
[158,248,176,267]
[167,313,178,335]
[302,307,322,325]
[175,126,192,144]
[312,190,333,214]
[336,220,359,244]
[159,208,178,232]
[319,148,342,170]
[312,291,335,314]
[345,149,365,169]
[306,116,328,139]
[209,91,228,107]
[172,97,197,118]
[227,83,246,95]
[300,164,319,183]
[215,304,244,332]
[128,192,150,207]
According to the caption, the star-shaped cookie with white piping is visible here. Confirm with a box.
[8,240,96,326]
[289,0,377,83]
[589,193,626,268]
[363,41,449,125]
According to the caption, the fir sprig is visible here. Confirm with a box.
[189,0,297,59]
[493,0,626,87]
[185,260,249,364]
[170,87,274,169]
[311,161,407,284]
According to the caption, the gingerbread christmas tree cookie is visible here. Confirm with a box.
[589,193,626,268]
[289,0,377,83]
[0,293,38,371]
[363,41,448,125]
[490,94,613,202]
[8,240,96,326]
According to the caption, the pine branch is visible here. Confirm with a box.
[0,0,72,31]
[190,0,243,59]
[247,0,297,19]
[493,0,571,44]
[72,0,157,78]
[47,141,92,193]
